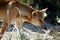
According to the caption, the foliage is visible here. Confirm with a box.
[22,0,28,3]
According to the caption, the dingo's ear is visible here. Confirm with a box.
[32,11,36,16]
[32,8,48,16]
[32,10,38,18]
[32,11,36,17]
[39,8,48,13]
[32,10,39,16]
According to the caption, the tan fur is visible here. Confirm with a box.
[0,1,47,39]
[0,0,22,3]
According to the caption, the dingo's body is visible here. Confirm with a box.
[0,1,47,39]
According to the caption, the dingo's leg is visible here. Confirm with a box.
[0,21,8,39]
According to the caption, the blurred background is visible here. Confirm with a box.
[20,0,60,25]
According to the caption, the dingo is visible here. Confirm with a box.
[0,1,47,39]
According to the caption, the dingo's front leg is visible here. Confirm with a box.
[0,21,8,39]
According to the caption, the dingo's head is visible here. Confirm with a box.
[31,8,48,29]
